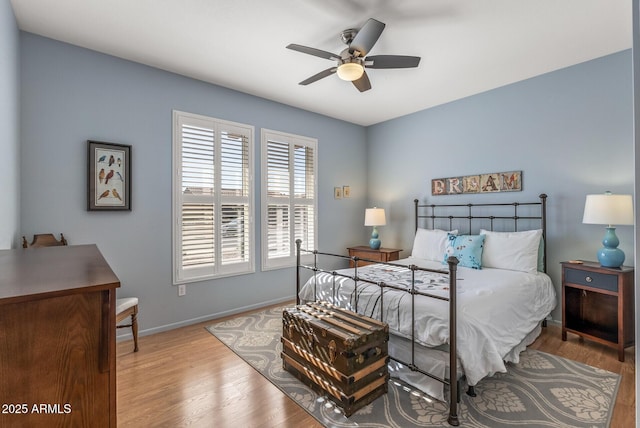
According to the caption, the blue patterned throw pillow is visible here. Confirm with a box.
[443,233,485,269]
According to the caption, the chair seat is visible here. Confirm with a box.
[116,297,138,315]
[116,297,139,352]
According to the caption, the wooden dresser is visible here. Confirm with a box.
[347,246,402,268]
[0,245,120,427]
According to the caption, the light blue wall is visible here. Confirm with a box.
[18,32,634,328]
[366,50,634,321]
[0,0,19,249]
[20,33,367,334]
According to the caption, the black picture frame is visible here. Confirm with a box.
[87,140,131,211]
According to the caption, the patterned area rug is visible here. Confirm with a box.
[206,306,619,428]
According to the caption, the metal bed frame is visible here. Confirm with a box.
[295,193,548,426]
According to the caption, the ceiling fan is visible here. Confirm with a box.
[286,18,421,92]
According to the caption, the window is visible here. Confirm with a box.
[173,110,254,284]
[261,129,317,270]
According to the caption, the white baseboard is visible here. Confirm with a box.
[116,295,295,341]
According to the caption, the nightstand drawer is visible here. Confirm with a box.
[564,267,617,292]
[347,246,401,268]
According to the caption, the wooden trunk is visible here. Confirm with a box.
[281,301,389,417]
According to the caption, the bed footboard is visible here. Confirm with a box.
[295,239,461,426]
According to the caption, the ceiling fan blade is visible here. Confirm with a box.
[352,71,371,92]
[365,55,421,69]
[349,18,385,57]
[286,44,341,61]
[299,67,337,85]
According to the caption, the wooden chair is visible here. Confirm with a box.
[22,233,67,248]
[116,297,139,352]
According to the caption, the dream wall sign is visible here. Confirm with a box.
[431,171,522,196]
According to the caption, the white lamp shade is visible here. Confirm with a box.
[582,193,634,226]
[365,208,386,226]
[336,62,364,81]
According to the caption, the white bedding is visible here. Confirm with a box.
[298,256,557,387]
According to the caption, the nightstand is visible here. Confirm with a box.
[561,261,635,361]
[347,246,401,268]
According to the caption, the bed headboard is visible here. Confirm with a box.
[414,193,548,272]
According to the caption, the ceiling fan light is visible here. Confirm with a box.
[337,62,364,81]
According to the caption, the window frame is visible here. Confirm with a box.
[261,129,318,271]
[172,110,255,284]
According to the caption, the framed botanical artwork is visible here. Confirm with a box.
[343,186,351,198]
[334,187,342,199]
[87,140,131,211]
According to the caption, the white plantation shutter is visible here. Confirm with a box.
[220,131,251,266]
[181,124,214,193]
[181,203,214,268]
[180,122,215,275]
[173,111,254,284]
[262,130,317,270]
[267,141,290,197]
[266,140,291,260]
[267,203,290,259]
[293,144,315,250]
[294,204,314,249]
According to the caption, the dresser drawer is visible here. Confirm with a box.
[564,267,618,292]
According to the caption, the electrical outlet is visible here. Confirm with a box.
[178,284,186,296]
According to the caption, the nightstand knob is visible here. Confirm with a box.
[585,276,593,283]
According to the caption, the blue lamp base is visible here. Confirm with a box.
[597,227,625,268]
[369,226,381,250]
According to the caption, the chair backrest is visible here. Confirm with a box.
[22,233,68,248]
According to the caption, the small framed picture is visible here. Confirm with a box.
[87,140,131,211]
[334,187,343,199]
[343,186,351,198]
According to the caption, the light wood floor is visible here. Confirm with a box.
[117,303,635,427]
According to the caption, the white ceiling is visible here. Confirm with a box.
[10,0,632,126]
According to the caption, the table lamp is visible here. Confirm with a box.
[582,192,634,268]
[365,207,386,250]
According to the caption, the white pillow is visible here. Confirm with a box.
[480,229,542,273]
[411,228,458,261]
